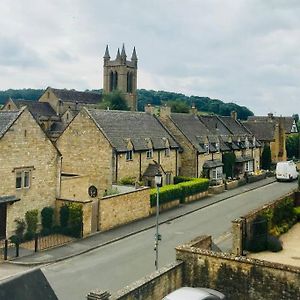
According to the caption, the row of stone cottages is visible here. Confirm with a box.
[0,88,296,239]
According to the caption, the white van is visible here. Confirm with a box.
[276,161,298,181]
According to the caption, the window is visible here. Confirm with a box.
[165,148,170,157]
[16,170,31,189]
[146,149,153,159]
[126,150,133,161]
[205,144,209,154]
[212,167,223,179]
[215,142,220,153]
[245,160,254,172]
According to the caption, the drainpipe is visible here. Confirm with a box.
[175,149,178,176]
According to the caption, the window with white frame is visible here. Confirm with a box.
[16,169,31,189]
[215,142,220,152]
[205,144,209,154]
[146,148,153,159]
[212,166,223,179]
[126,150,133,161]
[245,160,254,172]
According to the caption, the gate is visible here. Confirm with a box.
[245,215,268,251]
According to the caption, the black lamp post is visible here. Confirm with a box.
[154,171,162,270]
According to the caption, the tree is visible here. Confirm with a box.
[166,100,190,113]
[99,90,129,111]
[261,144,272,170]
[222,152,236,178]
[286,134,299,159]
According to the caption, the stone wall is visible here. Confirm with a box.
[87,262,183,300]
[208,184,225,194]
[0,109,60,237]
[60,175,90,200]
[99,187,150,231]
[176,240,300,300]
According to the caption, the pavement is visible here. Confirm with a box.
[5,177,277,266]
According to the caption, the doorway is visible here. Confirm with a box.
[0,204,7,239]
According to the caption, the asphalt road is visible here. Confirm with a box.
[42,181,297,300]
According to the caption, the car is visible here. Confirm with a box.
[275,161,298,181]
[162,287,226,300]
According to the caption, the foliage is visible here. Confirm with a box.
[0,88,44,104]
[100,90,129,111]
[60,205,69,228]
[272,197,295,226]
[137,89,254,120]
[41,207,54,234]
[222,152,236,178]
[261,144,272,170]
[294,206,300,221]
[173,176,193,184]
[286,134,299,159]
[267,235,282,252]
[25,209,38,236]
[103,187,119,196]
[298,174,300,190]
[164,100,190,113]
[68,203,83,238]
[150,178,209,207]
[119,176,136,185]
[13,218,26,242]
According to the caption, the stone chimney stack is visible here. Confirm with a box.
[144,104,155,115]
[231,111,237,120]
[190,103,198,115]
[160,105,171,119]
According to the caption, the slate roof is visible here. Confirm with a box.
[170,113,212,152]
[51,88,101,104]
[11,99,56,119]
[0,110,22,139]
[143,163,165,177]
[203,160,223,169]
[87,109,179,152]
[199,115,231,135]
[247,116,296,134]
[243,121,276,142]
[218,116,251,136]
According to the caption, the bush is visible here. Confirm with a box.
[173,176,193,184]
[23,231,34,241]
[119,176,136,185]
[41,207,54,232]
[267,235,282,252]
[14,218,26,242]
[68,203,83,238]
[60,205,69,228]
[150,178,209,207]
[273,197,296,226]
[294,206,300,221]
[25,209,38,235]
[103,187,119,196]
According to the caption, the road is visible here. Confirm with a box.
[42,181,296,300]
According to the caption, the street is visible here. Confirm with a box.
[42,181,296,300]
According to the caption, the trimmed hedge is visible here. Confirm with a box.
[150,178,209,207]
[173,176,194,184]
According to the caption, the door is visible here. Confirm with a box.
[0,204,7,239]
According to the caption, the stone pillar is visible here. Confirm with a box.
[231,218,243,256]
[160,105,171,119]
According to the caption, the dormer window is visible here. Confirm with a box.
[216,142,220,153]
[205,144,209,154]
[126,150,133,161]
[146,148,153,159]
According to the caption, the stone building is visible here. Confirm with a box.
[243,114,288,163]
[0,107,61,238]
[56,108,179,198]
[103,45,138,111]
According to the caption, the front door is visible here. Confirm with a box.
[0,204,7,239]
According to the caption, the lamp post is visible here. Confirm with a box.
[154,171,162,271]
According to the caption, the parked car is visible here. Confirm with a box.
[275,161,298,181]
[162,287,226,300]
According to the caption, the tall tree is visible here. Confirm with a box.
[261,144,272,170]
[100,90,129,111]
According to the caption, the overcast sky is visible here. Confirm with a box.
[0,0,299,115]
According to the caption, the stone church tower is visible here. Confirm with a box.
[103,44,138,111]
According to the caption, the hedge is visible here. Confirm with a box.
[150,178,209,207]
[173,176,194,184]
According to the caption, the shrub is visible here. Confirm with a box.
[24,231,34,241]
[103,187,119,197]
[68,203,83,238]
[119,176,136,185]
[261,144,272,170]
[41,207,54,232]
[180,178,209,198]
[60,205,69,228]
[14,218,26,242]
[273,197,296,226]
[25,209,38,235]
[298,174,300,190]
[294,206,300,221]
[173,176,193,184]
[267,235,283,252]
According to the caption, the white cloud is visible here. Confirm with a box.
[0,0,299,115]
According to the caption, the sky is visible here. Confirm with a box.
[0,0,299,115]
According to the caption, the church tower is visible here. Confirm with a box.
[103,44,138,111]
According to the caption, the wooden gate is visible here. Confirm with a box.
[0,204,7,239]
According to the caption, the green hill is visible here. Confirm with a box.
[0,88,253,120]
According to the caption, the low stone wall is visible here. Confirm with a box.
[150,199,180,215]
[184,190,208,203]
[99,187,150,231]
[60,174,90,201]
[87,262,183,300]
[176,239,300,300]
[247,173,267,183]
[225,180,239,190]
[232,191,296,255]
[56,198,93,236]
[208,184,225,194]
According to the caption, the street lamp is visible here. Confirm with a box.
[154,171,162,271]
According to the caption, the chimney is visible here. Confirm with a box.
[190,103,198,115]
[144,104,155,115]
[268,113,274,120]
[231,111,237,120]
[160,105,171,119]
